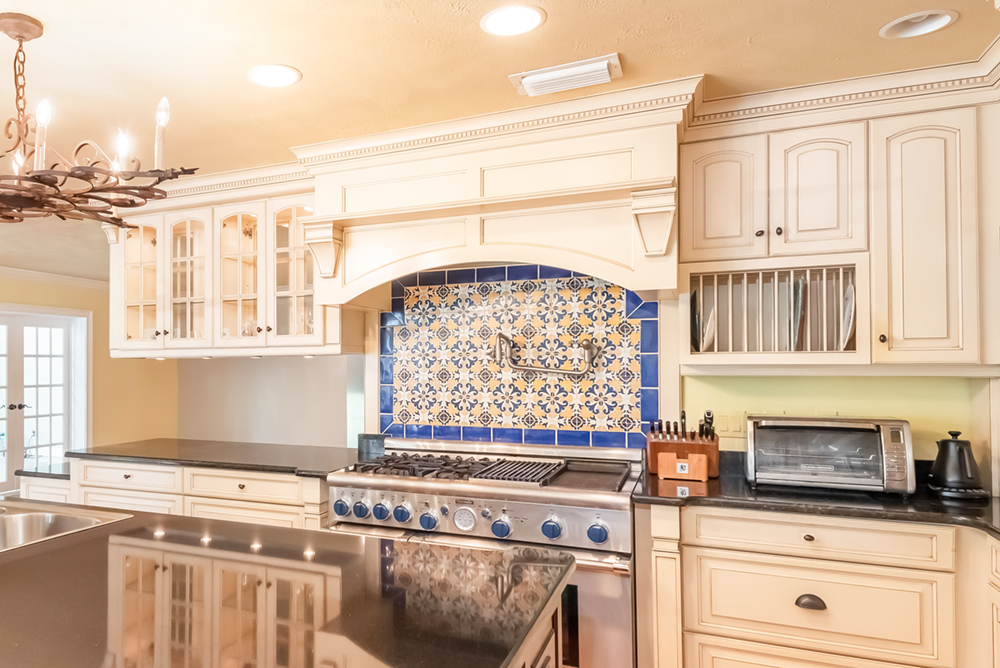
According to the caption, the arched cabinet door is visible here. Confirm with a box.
[679,135,768,263]
[214,201,267,348]
[769,122,868,256]
[164,210,212,349]
[266,195,323,347]
[115,215,165,351]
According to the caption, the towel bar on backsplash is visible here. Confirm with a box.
[489,333,602,378]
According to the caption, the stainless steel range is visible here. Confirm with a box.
[327,438,643,668]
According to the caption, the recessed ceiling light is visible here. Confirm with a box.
[879,10,958,39]
[481,5,546,36]
[248,64,302,87]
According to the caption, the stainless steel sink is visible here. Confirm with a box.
[0,501,130,553]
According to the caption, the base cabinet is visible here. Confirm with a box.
[684,634,922,668]
[18,476,72,503]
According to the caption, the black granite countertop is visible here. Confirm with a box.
[64,438,359,478]
[634,451,1000,540]
[0,499,573,668]
[15,460,71,479]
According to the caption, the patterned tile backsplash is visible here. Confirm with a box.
[379,265,658,447]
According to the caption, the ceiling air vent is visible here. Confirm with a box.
[509,53,623,97]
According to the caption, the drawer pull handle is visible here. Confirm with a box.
[802,534,815,542]
[123,474,132,480]
[238,483,246,490]
[795,594,827,611]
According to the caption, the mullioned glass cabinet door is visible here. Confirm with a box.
[165,211,211,349]
[267,197,322,347]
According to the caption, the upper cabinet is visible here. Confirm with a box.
[679,124,868,263]
[109,193,369,358]
[870,108,980,364]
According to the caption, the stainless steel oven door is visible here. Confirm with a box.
[328,522,635,668]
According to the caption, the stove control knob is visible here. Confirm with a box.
[372,503,391,521]
[541,519,563,540]
[419,513,438,531]
[481,508,492,519]
[393,503,412,523]
[333,499,351,517]
[352,502,370,519]
[491,518,512,539]
[439,506,449,516]
[587,523,609,545]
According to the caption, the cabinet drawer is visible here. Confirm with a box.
[682,547,955,667]
[184,468,304,505]
[681,507,955,571]
[20,478,72,503]
[80,487,182,515]
[77,460,183,494]
[684,633,923,668]
[183,497,306,528]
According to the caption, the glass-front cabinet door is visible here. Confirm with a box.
[266,196,322,347]
[165,210,211,349]
[163,553,212,668]
[120,215,165,351]
[111,546,164,668]
[266,568,325,668]
[215,202,267,347]
[214,561,267,668]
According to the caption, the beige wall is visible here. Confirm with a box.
[175,355,365,448]
[683,375,985,460]
[0,270,178,447]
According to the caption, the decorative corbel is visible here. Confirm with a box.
[101,222,120,244]
[302,216,344,279]
[631,183,677,257]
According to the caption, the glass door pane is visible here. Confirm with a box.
[0,324,7,487]
[170,219,206,341]
[219,213,260,340]
[21,325,68,470]
[271,206,315,341]
[124,225,159,342]
[166,558,210,668]
[271,574,320,668]
[217,566,263,668]
[120,552,161,668]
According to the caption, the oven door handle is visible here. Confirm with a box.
[756,419,878,431]
[574,556,631,575]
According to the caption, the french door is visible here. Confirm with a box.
[0,313,75,493]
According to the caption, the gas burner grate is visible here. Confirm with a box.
[354,453,497,480]
[471,458,563,485]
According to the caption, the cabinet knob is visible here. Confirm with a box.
[775,226,783,236]
[802,534,815,542]
[154,330,162,337]
[794,593,827,610]
[754,229,765,237]
[238,483,246,490]
[879,334,887,343]
[267,581,273,589]
[257,579,263,587]
[256,326,263,333]
[123,474,132,480]
[266,326,272,332]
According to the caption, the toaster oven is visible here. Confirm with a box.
[746,416,915,494]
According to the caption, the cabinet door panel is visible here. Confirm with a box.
[770,123,867,255]
[164,209,213,350]
[163,553,213,668]
[679,136,768,262]
[654,551,682,668]
[214,201,268,348]
[114,215,166,352]
[214,561,268,668]
[871,108,979,363]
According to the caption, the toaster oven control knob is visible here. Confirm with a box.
[393,503,412,523]
[419,512,438,531]
[372,503,391,521]
[333,500,351,517]
[352,502,370,519]
[541,519,563,540]
[587,523,609,545]
[491,518,512,539]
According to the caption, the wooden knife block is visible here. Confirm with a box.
[657,452,709,482]
[647,433,720,478]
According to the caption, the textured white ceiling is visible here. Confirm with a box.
[0,0,997,280]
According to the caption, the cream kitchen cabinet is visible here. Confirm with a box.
[870,108,980,363]
[18,475,72,503]
[110,194,367,358]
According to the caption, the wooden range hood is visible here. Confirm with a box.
[293,77,702,305]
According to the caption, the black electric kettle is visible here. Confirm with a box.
[927,431,990,500]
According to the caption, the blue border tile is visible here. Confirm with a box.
[629,300,659,320]
[557,430,591,446]
[625,290,642,316]
[379,327,394,355]
[405,424,433,439]
[379,386,394,414]
[418,270,446,286]
[384,423,404,437]
[492,428,524,443]
[640,354,658,388]
[379,312,397,327]
[391,280,404,298]
[507,265,539,281]
[379,414,394,433]
[523,429,556,445]
[627,432,648,449]
[397,273,418,288]
[476,266,507,282]
[446,268,476,285]
[592,431,627,448]
[640,320,658,353]
[462,427,492,442]
[538,266,573,279]
[433,425,462,440]
[379,356,394,385]
[640,389,659,423]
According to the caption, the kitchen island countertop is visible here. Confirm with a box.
[0,500,573,668]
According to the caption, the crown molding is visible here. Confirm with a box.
[291,77,702,168]
[688,36,1000,128]
[0,265,109,290]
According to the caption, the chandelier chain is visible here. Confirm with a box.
[12,39,25,123]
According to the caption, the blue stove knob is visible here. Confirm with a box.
[491,519,512,539]
[372,503,390,521]
[333,500,350,517]
[393,504,412,523]
[352,502,369,519]
[587,523,609,545]
[541,520,563,540]
[419,513,438,531]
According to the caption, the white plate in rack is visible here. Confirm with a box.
[701,306,717,352]
[841,283,856,351]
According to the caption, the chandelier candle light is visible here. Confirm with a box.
[0,12,196,228]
